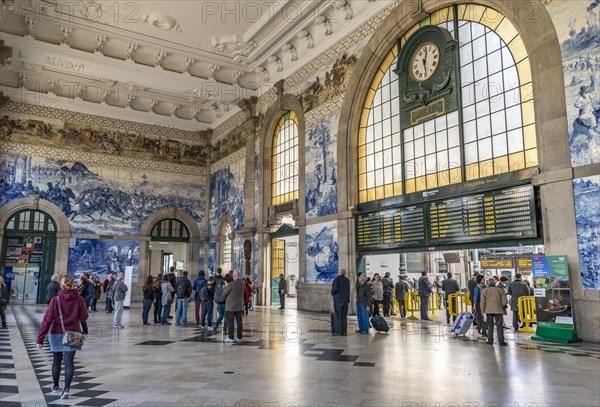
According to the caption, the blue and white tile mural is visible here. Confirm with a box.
[0,154,206,235]
[209,161,245,236]
[208,242,217,273]
[573,176,600,289]
[253,235,259,282]
[305,114,338,219]
[67,238,140,283]
[254,154,259,229]
[547,0,600,167]
[305,221,339,284]
[233,237,244,273]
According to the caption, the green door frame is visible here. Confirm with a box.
[269,224,299,306]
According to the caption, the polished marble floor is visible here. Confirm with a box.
[1,304,599,407]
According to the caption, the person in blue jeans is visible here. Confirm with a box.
[175,271,192,327]
[200,276,215,330]
[213,273,230,333]
[141,276,154,326]
[355,274,371,334]
[161,278,174,325]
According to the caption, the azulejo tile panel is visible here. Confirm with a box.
[573,176,600,289]
[305,113,339,220]
[209,157,245,236]
[546,1,600,167]
[68,238,140,283]
[0,152,206,236]
[305,221,339,284]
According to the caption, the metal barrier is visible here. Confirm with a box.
[518,296,537,333]
[405,292,420,320]
[428,294,441,319]
[447,293,471,317]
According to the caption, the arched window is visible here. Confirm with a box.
[222,223,233,265]
[272,111,299,205]
[5,209,56,232]
[358,4,537,203]
[150,218,189,241]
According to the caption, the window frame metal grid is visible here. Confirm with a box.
[357,3,538,203]
[4,209,56,233]
[150,218,190,242]
[272,111,299,205]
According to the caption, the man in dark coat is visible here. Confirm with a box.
[278,274,287,310]
[46,274,61,304]
[507,273,530,331]
[441,272,460,324]
[331,268,350,336]
[418,271,433,321]
[382,272,394,317]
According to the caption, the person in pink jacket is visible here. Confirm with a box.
[37,275,89,400]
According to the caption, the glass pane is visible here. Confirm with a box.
[491,111,506,134]
[487,49,503,74]
[486,31,501,52]
[460,44,473,66]
[459,22,472,45]
[508,129,524,153]
[493,133,508,157]
[448,126,460,147]
[474,57,488,81]
[405,142,414,160]
[472,36,486,60]
[436,130,448,150]
[477,116,491,139]
[449,147,461,168]
[478,137,493,161]
[462,84,475,106]
[415,137,425,157]
[506,105,522,130]
[465,141,478,164]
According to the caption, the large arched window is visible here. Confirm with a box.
[150,218,189,241]
[5,209,56,232]
[358,4,537,203]
[272,111,299,205]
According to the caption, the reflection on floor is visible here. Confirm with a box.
[3,304,600,406]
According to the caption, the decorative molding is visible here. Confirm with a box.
[305,94,344,125]
[24,15,35,39]
[209,147,245,174]
[212,110,247,139]
[94,34,106,55]
[0,141,208,176]
[125,42,138,62]
[281,44,298,62]
[211,39,257,57]
[297,30,315,49]
[315,16,333,36]
[283,1,400,90]
[268,55,283,72]
[255,66,269,83]
[182,56,194,75]
[140,13,182,32]
[59,25,74,47]
[154,50,167,69]
[208,63,220,81]
[45,56,84,72]
[1,101,206,143]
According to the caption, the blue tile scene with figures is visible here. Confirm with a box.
[254,154,260,229]
[208,242,217,274]
[233,237,244,273]
[209,160,245,236]
[0,153,206,236]
[573,176,600,289]
[305,113,338,219]
[67,238,140,283]
[305,221,339,284]
[547,1,600,167]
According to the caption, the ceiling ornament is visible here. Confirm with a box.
[207,63,220,81]
[315,16,333,36]
[170,103,180,117]
[60,25,74,47]
[191,107,200,121]
[154,49,167,69]
[232,69,243,85]
[268,56,283,72]
[211,37,257,57]
[281,44,298,61]
[45,56,85,72]
[255,66,269,83]
[125,94,136,109]
[187,88,218,102]
[140,13,182,32]
[46,79,60,97]
[94,34,107,55]
[18,73,27,89]
[297,30,315,49]
[24,15,35,39]
[182,56,194,75]
[125,42,138,62]
[333,0,354,20]
[148,99,158,113]
[211,104,222,118]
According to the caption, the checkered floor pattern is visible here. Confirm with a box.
[0,324,21,407]
[15,308,118,406]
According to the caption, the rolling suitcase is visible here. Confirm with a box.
[451,311,474,336]
[369,313,390,333]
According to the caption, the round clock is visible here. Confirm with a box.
[410,42,440,81]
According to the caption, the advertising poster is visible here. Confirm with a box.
[532,256,572,323]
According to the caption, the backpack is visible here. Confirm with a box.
[214,280,226,304]
[176,279,187,298]
[200,286,209,302]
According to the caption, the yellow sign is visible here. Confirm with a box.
[518,258,533,270]
[410,98,445,125]
[481,259,513,268]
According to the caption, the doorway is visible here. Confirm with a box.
[1,209,57,304]
[270,224,300,309]
[148,218,190,277]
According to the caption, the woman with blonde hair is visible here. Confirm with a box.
[37,275,88,399]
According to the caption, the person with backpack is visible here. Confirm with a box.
[213,273,229,333]
[175,271,192,327]
[161,276,174,325]
[200,276,215,330]
[192,270,207,326]
[77,275,92,334]
[153,274,163,324]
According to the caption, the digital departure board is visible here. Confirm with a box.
[428,185,537,244]
[357,205,426,250]
[356,184,538,252]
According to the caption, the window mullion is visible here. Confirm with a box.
[455,6,467,183]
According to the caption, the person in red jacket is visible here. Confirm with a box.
[244,277,254,316]
[37,275,88,400]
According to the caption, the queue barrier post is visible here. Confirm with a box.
[405,291,420,320]
[448,293,470,317]
[428,293,440,319]
[518,296,537,333]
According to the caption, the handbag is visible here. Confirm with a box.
[56,297,85,348]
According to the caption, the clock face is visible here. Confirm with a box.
[410,42,440,81]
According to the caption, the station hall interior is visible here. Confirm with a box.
[0,0,599,406]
